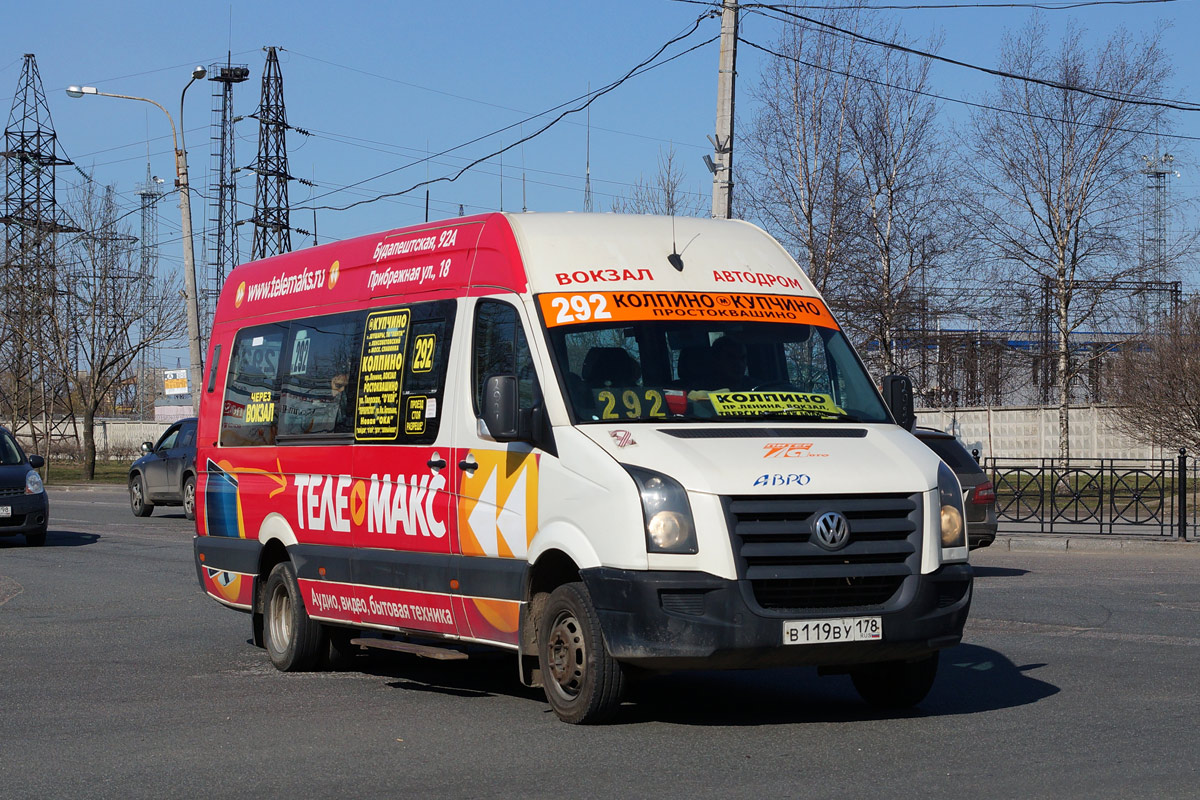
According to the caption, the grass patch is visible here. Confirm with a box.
[43,460,131,485]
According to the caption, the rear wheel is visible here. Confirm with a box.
[263,561,327,671]
[851,652,939,709]
[129,475,153,517]
[538,582,625,724]
[182,475,197,521]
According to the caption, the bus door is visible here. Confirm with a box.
[346,299,466,638]
[452,297,541,647]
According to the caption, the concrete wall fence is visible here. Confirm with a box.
[7,406,1163,462]
[10,419,171,460]
[916,405,1165,461]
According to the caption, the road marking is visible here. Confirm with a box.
[0,574,23,606]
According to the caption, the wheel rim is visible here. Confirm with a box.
[545,610,586,699]
[268,582,293,651]
[183,482,195,515]
[131,481,143,511]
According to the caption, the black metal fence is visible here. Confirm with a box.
[984,452,1191,539]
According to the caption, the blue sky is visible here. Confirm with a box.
[3,0,1196,317]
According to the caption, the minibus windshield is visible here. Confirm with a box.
[544,318,891,424]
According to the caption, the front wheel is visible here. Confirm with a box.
[538,582,625,724]
[851,652,939,709]
[129,475,153,517]
[263,561,327,671]
[182,475,196,521]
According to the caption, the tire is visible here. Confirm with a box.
[182,475,197,521]
[263,561,327,671]
[129,475,153,517]
[538,582,625,724]
[851,652,939,709]
[25,526,47,547]
[326,627,361,669]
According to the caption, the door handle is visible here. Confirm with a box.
[458,458,478,472]
[427,457,447,470]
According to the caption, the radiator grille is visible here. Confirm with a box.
[724,493,922,612]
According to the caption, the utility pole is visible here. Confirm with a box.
[710,0,738,219]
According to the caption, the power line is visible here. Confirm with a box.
[744,2,1200,111]
[673,0,1175,9]
[297,10,720,213]
[738,36,1200,142]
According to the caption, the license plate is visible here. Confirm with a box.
[0,506,10,517]
[783,616,882,645]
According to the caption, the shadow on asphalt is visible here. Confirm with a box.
[336,641,1057,726]
[972,566,1031,577]
[0,529,100,548]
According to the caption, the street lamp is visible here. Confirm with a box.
[67,65,208,415]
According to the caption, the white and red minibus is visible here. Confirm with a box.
[193,212,971,723]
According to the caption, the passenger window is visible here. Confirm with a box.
[473,299,539,415]
[157,426,181,451]
[220,323,286,447]
[278,312,363,438]
[179,423,196,448]
[397,300,456,444]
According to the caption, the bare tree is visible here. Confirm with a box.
[741,10,960,380]
[49,182,185,478]
[964,17,1174,458]
[1108,301,1200,450]
[740,6,862,295]
[611,146,707,217]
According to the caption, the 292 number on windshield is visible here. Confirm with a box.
[597,389,666,420]
[551,294,613,324]
[783,616,881,645]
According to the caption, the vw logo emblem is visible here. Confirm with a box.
[812,511,850,550]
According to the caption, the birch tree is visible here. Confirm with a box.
[964,17,1173,458]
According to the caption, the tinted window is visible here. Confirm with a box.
[278,312,363,438]
[221,323,287,447]
[220,302,455,447]
[0,432,25,466]
[919,435,982,474]
[157,425,182,451]
[473,300,539,415]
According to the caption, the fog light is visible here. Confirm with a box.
[940,504,964,547]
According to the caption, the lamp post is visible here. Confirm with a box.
[68,66,208,414]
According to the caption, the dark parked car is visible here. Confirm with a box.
[914,427,997,549]
[128,417,198,520]
[0,425,49,546]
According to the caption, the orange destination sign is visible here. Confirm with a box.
[538,291,840,329]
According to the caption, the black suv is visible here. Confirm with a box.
[0,426,49,546]
[914,427,997,549]
[128,417,198,520]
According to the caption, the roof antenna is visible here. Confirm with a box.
[667,208,683,271]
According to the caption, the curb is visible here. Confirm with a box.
[46,484,126,493]
[995,535,1198,554]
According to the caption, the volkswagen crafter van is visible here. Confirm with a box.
[193,213,972,724]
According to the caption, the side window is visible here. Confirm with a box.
[156,425,182,451]
[473,299,539,416]
[398,300,456,444]
[278,312,363,439]
[220,323,286,447]
[178,422,196,448]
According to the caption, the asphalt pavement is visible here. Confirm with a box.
[1,486,1197,799]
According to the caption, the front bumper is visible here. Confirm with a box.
[0,492,48,535]
[581,563,972,670]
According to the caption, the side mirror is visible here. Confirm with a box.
[141,441,153,455]
[29,455,44,469]
[881,374,916,432]
[483,375,521,441]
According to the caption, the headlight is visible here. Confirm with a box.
[625,466,698,554]
[25,469,44,495]
[937,461,966,550]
